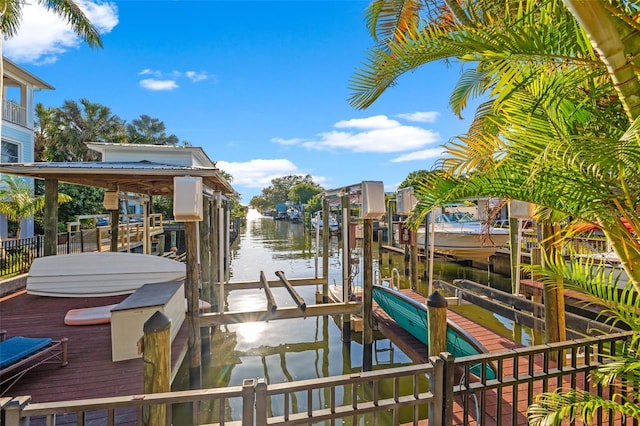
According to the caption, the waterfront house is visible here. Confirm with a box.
[1,58,53,239]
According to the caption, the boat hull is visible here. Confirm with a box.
[572,252,630,289]
[372,284,495,379]
[417,228,509,260]
[27,252,186,297]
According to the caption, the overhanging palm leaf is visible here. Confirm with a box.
[1,0,101,46]
[528,388,640,425]
[350,0,600,110]
[521,230,640,424]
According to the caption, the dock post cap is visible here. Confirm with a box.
[426,290,448,308]
[143,310,171,332]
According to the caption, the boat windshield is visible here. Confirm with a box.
[435,212,478,223]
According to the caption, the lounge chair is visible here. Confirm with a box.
[0,330,68,396]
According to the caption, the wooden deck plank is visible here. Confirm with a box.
[0,290,188,403]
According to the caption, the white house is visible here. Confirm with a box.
[1,58,54,239]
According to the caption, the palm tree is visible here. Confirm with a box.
[0,175,71,239]
[350,0,640,286]
[349,0,640,422]
[0,0,102,145]
[35,99,126,162]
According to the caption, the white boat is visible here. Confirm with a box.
[571,251,630,289]
[286,207,302,222]
[416,212,509,260]
[311,212,339,233]
[26,252,186,297]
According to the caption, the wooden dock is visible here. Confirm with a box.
[374,288,535,426]
[373,288,523,363]
[0,290,188,403]
[2,284,520,406]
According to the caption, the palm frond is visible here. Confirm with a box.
[528,387,640,425]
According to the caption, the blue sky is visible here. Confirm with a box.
[6,0,475,204]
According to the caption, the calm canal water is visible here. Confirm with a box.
[173,211,537,423]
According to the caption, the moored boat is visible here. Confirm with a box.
[311,212,339,233]
[416,212,509,260]
[26,252,186,297]
[571,251,630,289]
[372,283,496,379]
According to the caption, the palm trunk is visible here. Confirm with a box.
[563,0,640,121]
[541,224,566,345]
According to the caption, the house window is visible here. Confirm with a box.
[1,141,19,163]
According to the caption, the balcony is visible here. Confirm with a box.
[2,100,27,127]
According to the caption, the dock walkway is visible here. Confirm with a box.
[375,288,536,426]
[0,290,188,404]
[373,288,523,364]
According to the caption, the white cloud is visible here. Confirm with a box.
[271,137,306,146]
[396,111,439,123]
[334,115,399,130]
[4,1,118,64]
[276,114,440,154]
[139,79,179,91]
[300,115,440,153]
[138,69,161,77]
[390,147,445,162]
[185,71,209,82]
[138,69,211,90]
[216,159,301,189]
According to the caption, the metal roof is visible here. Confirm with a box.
[85,143,216,167]
[0,161,235,197]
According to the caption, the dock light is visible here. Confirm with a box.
[508,200,534,219]
[396,186,417,216]
[173,176,203,222]
[103,191,119,210]
[361,180,385,219]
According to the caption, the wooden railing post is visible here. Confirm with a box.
[185,221,201,389]
[96,227,102,252]
[410,243,418,291]
[429,356,444,426]
[43,178,58,256]
[363,218,374,371]
[143,311,171,426]
[254,378,267,424]
[440,352,455,426]
[241,378,256,426]
[427,291,448,357]
[3,396,31,426]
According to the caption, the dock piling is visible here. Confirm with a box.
[427,291,448,358]
[143,311,171,426]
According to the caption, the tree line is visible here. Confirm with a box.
[26,98,243,233]
[248,174,324,214]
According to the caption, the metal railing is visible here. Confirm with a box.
[1,332,634,425]
[0,235,42,276]
[450,331,636,425]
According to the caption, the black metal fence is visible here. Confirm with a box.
[0,230,100,278]
[0,221,240,278]
[0,235,43,277]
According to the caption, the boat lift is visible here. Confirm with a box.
[200,270,362,327]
